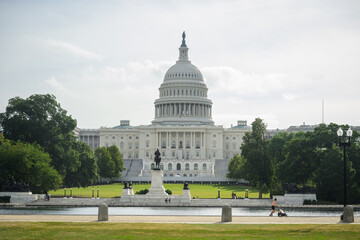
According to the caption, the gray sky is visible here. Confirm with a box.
[1,0,359,129]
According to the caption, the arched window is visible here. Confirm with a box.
[194,163,198,170]
[160,163,164,170]
[170,174,174,177]
[203,163,207,170]
[177,163,181,170]
[185,163,190,170]
[151,163,155,170]
[168,163,172,171]
[183,174,187,177]
[164,174,167,177]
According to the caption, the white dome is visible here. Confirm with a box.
[164,61,203,82]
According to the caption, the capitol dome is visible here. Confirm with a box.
[152,32,213,126]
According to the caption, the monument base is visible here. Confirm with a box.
[147,170,168,197]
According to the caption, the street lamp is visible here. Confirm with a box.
[337,127,352,207]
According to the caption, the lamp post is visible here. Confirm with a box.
[337,127,352,207]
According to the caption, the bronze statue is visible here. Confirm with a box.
[154,149,161,169]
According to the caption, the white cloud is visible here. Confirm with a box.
[42,38,103,60]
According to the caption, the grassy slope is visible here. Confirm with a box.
[0,222,359,240]
[49,183,270,198]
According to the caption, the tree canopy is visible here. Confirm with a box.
[95,146,124,179]
[229,118,272,198]
[0,135,62,192]
[0,94,98,188]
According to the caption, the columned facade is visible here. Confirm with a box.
[77,32,250,179]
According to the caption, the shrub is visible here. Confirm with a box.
[135,189,149,195]
[0,196,11,203]
[165,189,172,195]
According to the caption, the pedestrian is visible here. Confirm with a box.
[269,198,277,216]
[165,198,168,203]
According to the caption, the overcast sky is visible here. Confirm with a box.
[1,0,359,129]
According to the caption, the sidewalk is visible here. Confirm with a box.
[0,215,359,224]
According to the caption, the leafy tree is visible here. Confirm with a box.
[108,145,124,177]
[227,154,245,180]
[277,132,315,184]
[0,94,78,176]
[95,147,115,178]
[63,142,99,187]
[0,135,62,192]
[0,94,99,188]
[240,118,272,198]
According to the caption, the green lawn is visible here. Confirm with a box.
[49,183,270,199]
[0,222,359,240]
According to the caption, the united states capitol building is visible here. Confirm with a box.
[77,33,250,180]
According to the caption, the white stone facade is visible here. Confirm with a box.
[78,33,250,178]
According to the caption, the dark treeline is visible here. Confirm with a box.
[228,118,360,204]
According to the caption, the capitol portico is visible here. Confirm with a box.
[78,32,250,179]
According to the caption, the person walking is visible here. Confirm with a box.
[269,198,277,216]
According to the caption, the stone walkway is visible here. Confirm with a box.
[0,215,359,224]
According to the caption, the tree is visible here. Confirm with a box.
[0,94,78,177]
[95,147,115,178]
[240,118,272,198]
[0,94,99,188]
[277,132,315,184]
[108,145,124,177]
[63,142,99,187]
[0,135,62,192]
[227,154,245,180]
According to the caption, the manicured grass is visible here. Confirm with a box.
[0,222,359,240]
[49,183,270,199]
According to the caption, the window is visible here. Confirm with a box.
[151,163,155,170]
[120,142,124,149]
[172,151,175,157]
[146,152,149,157]
[226,144,229,150]
[160,163,164,170]
[112,136,115,139]
[136,136,138,139]
[196,151,199,157]
[146,134,149,137]
[177,163,181,170]
[162,141,166,148]
[128,153,132,158]
[128,143,132,149]
[213,141,216,148]
[213,134,216,138]
[168,163,172,170]
[135,143,139,149]
[162,151,165,157]
[196,141,200,148]
[129,136,132,139]
[172,141,176,148]
[135,153,138,159]
[233,143,236,150]
[146,141,149,148]
[186,141,190,148]
[213,152,216,157]
[194,163,198,170]
[185,163,189,170]
[203,163,207,170]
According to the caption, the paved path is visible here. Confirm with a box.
[0,215,359,224]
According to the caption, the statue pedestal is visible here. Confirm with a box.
[147,170,168,197]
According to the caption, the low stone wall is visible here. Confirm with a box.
[0,192,38,204]
[274,194,317,206]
